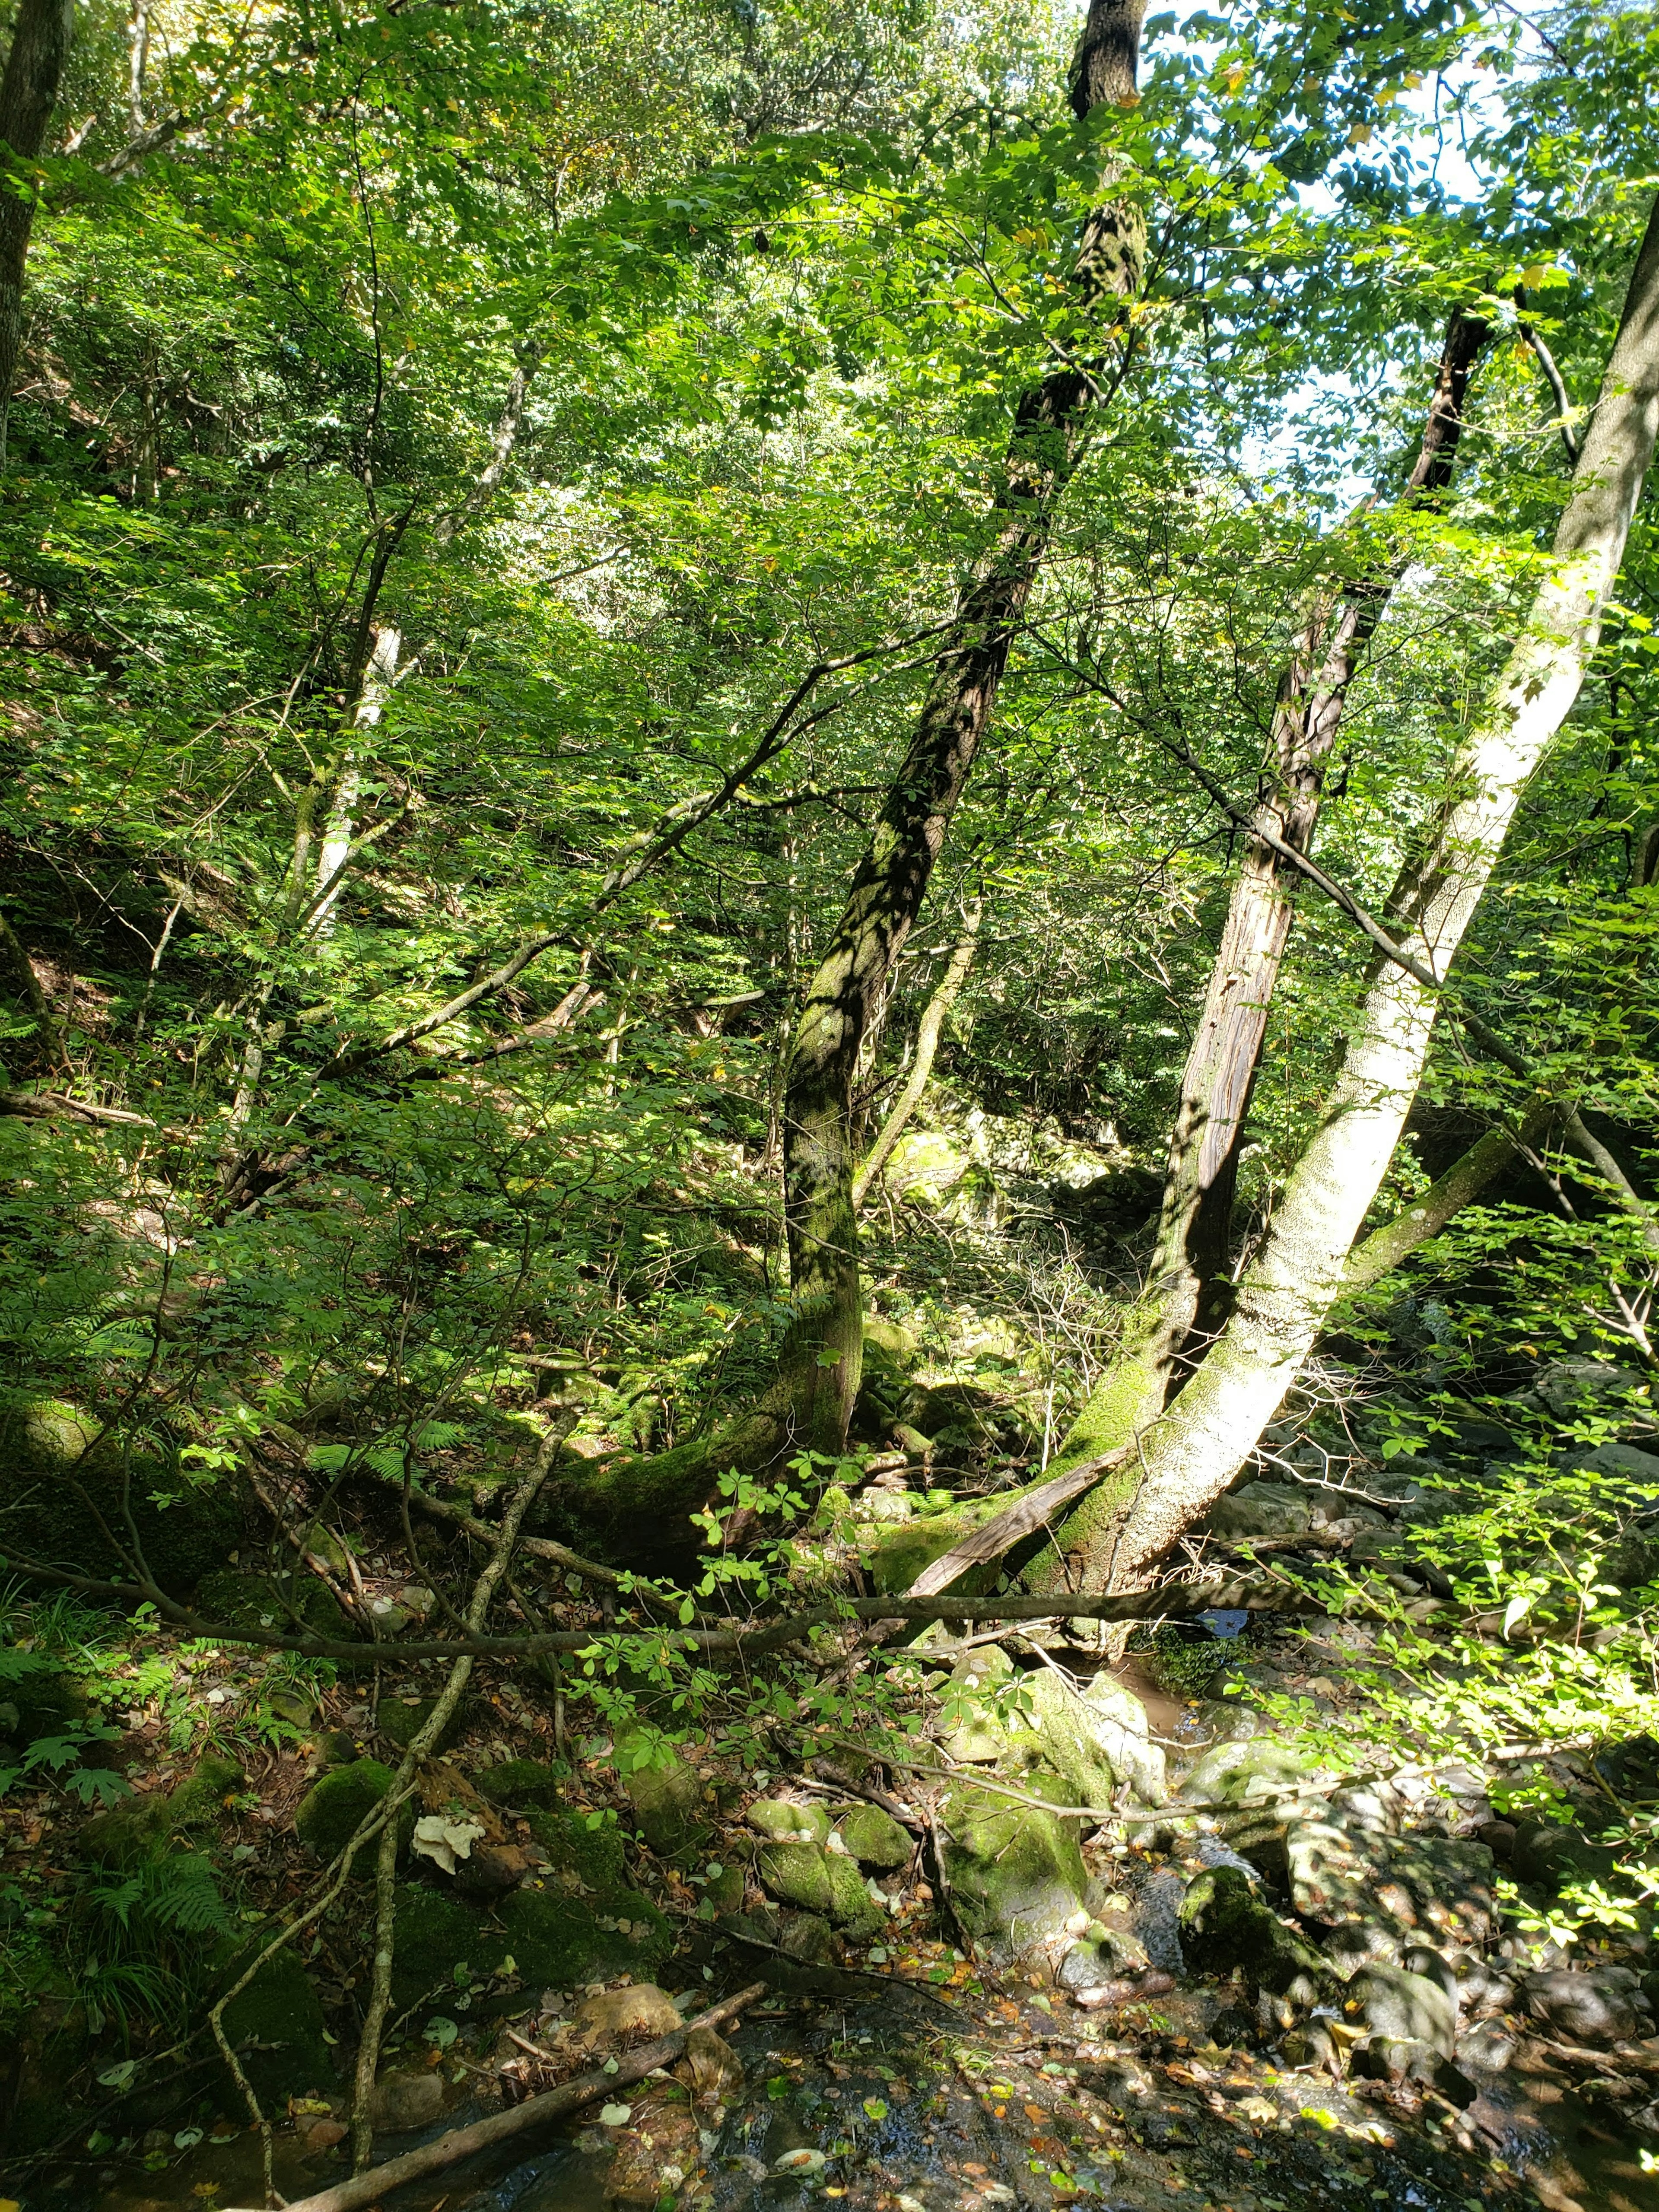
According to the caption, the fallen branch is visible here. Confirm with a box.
[226,1983,767,2212]
[903,1447,1139,1599]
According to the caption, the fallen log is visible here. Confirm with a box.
[224,1981,766,2212]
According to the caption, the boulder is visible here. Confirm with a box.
[620,1738,710,1862]
[1059,1921,1150,1990]
[1182,1737,1322,1819]
[378,1695,467,1753]
[779,1911,840,1964]
[574,1983,683,2041]
[1522,1967,1649,2046]
[1511,1821,1618,1894]
[941,1796,1090,1962]
[1287,1819,1495,1960]
[81,1753,243,1865]
[945,1661,1165,1807]
[835,1804,912,1869]
[680,2024,744,2101]
[295,1759,408,1867]
[755,1841,883,1935]
[498,1884,670,1988]
[1345,1964,1458,2059]
[219,1947,333,2102]
[1201,1484,1313,1540]
[749,1799,833,1845]
[1530,1359,1645,1416]
[477,1758,566,1812]
[525,1805,630,1894]
[1176,1867,1328,2000]
[368,2068,446,2131]
[1570,1441,1659,1486]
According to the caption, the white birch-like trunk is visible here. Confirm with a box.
[311,624,400,938]
[1072,192,1659,1590]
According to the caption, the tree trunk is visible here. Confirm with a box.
[774,0,1148,1458]
[1038,311,1490,1484]
[0,0,74,464]
[1053,189,1659,1592]
[852,896,982,1208]
[313,624,401,937]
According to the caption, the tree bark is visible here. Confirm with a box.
[1043,311,1491,1481]
[1050,189,1659,1593]
[851,896,982,1208]
[0,0,74,464]
[774,0,1148,1458]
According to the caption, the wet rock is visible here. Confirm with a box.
[477,1757,566,1811]
[1522,1966,1649,2045]
[1346,1964,1458,2059]
[1201,1483,1313,1540]
[1456,1958,1516,2015]
[620,1738,711,1862]
[294,1758,409,1866]
[779,1911,839,1964]
[834,1803,912,1869]
[749,1798,833,1844]
[1352,2037,1477,2106]
[1287,1819,1495,1960]
[1176,1866,1328,1999]
[679,2023,744,2101]
[369,2067,445,2131]
[574,1983,683,2040]
[1182,1736,1322,1818]
[941,1796,1090,1962]
[1208,2002,1258,2049]
[301,2116,348,2152]
[604,2085,701,2206]
[1059,1919,1150,1990]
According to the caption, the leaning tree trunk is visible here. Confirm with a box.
[773,0,1148,1458]
[0,0,74,464]
[1038,309,1491,1484]
[1049,189,1659,1593]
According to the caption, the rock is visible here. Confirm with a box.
[1531,1359,1645,1416]
[1182,1736,1322,1816]
[1346,1964,1458,2059]
[1475,1819,1516,1862]
[702,1863,745,1913]
[941,1796,1090,1962]
[947,1662,1165,1807]
[390,1886,489,2009]
[1456,1958,1516,2015]
[451,1841,531,1897]
[1352,2037,1477,2105]
[573,1983,683,2040]
[882,1128,971,1206]
[368,2067,445,2131]
[295,1759,407,1866]
[862,1317,918,1373]
[1059,1920,1150,1990]
[680,2024,744,2101]
[749,1798,833,1845]
[1401,1944,1459,2001]
[1287,1819,1495,1959]
[378,1694,466,1753]
[82,1752,245,1864]
[603,2084,701,2205]
[1208,2003,1257,2049]
[620,1738,710,1862]
[525,1805,629,1894]
[1201,1483,1313,1540]
[755,1840,882,1935]
[1570,1440,1659,1486]
[1511,1821,1618,1893]
[835,1804,912,1869]
[301,2117,348,2152]
[1523,1967,1648,2045]
[219,1947,333,2102]
[1176,1867,1328,2000]
[779,1911,839,1964]
[316,1730,359,1768]
[477,1758,565,1811]
[499,1883,670,1988]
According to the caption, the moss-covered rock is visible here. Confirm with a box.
[619,1736,710,1861]
[294,1758,410,1866]
[3,1399,242,1592]
[0,1652,87,1744]
[498,1883,670,1989]
[757,1840,833,1915]
[391,1883,488,2009]
[478,1757,566,1812]
[941,1794,1089,1961]
[1177,1866,1330,2000]
[377,1693,466,1753]
[824,1849,886,1937]
[81,1754,243,1864]
[220,1947,334,2102]
[702,1862,746,1913]
[525,1806,629,1894]
[193,1568,351,1638]
[749,1798,832,1844]
[835,1804,912,1869]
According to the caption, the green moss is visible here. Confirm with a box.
[220,1947,333,2102]
[81,1754,243,1864]
[377,1694,467,1752]
[391,1883,489,2009]
[941,1796,1088,1962]
[857,1497,1004,1597]
[478,1758,566,1811]
[497,1883,669,1989]
[194,1568,350,1638]
[756,1840,833,1915]
[824,1849,885,1937]
[835,1804,912,1870]
[620,1736,710,1862]
[525,1806,628,1894]
[294,1758,410,1866]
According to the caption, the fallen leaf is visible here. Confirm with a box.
[599,2103,632,2126]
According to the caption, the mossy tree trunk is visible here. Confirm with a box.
[773,0,1149,1459]
[0,0,74,464]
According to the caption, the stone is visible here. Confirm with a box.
[1531,1359,1645,1416]
[301,2117,348,2152]
[603,2085,701,2206]
[779,1911,839,1964]
[756,1840,882,1934]
[1352,2037,1476,2106]
[883,1128,970,1206]
[82,1753,245,1864]
[1345,1964,1458,2059]
[948,1663,1165,1808]
[1570,1441,1659,1486]
[941,1796,1090,1962]
[1176,1867,1329,1999]
[525,1805,629,1895]
[1059,1920,1150,1990]
[219,1947,333,2102]
[1511,1821,1618,1893]
[680,2024,744,2101]
[620,1738,710,1862]
[499,1883,669,1989]
[1522,1967,1649,2045]
[573,1983,682,2040]
[862,1316,919,1373]
[451,1841,531,1897]
[477,1758,565,1811]
[1182,1737,1322,1818]
[368,2067,445,2131]
[702,1863,745,1912]
[824,1848,886,1936]
[295,1759,407,1866]
[1287,1819,1495,1955]
[390,1885,488,2009]
[748,1798,833,1845]
[835,1803,912,1869]
[378,1694,466,1753]
[1201,1483,1314,1540]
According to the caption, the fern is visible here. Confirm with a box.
[144,1853,234,1937]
